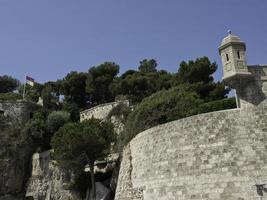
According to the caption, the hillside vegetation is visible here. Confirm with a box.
[0,56,236,199]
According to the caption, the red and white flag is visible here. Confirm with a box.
[26,76,35,86]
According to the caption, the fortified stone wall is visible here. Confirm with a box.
[115,62,267,200]
[0,100,40,123]
[80,100,129,122]
[115,106,267,200]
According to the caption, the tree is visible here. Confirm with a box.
[46,111,70,137]
[21,111,48,150]
[138,59,157,73]
[86,62,119,105]
[176,57,230,102]
[177,56,217,84]
[18,83,44,102]
[60,72,88,109]
[41,81,61,110]
[0,75,20,93]
[51,119,115,200]
[111,70,174,103]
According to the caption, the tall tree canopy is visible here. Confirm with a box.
[138,59,157,73]
[51,119,115,200]
[0,75,20,93]
[177,56,217,84]
[86,62,119,105]
[60,72,88,109]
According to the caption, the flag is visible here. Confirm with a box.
[26,76,35,86]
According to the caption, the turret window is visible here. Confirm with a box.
[226,54,229,61]
[237,51,240,59]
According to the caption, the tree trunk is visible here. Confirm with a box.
[89,159,96,200]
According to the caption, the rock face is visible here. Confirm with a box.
[26,151,77,200]
[0,100,39,199]
[0,126,33,200]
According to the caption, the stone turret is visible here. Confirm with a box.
[219,31,252,88]
[219,31,267,109]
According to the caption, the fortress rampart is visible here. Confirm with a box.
[0,100,39,123]
[115,107,267,200]
[80,100,129,121]
[115,33,267,200]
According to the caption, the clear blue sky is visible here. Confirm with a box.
[0,0,266,83]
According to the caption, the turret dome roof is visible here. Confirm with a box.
[219,32,246,52]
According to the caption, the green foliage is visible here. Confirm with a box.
[138,59,157,73]
[0,75,20,93]
[51,119,115,200]
[0,92,22,100]
[52,119,115,167]
[112,69,174,103]
[178,82,230,102]
[47,111,71,135]
[107,103,132,123]
[177,56,217,84]
[22,111,48,150]
[18,83,44,102]
[119,86,203,149]
[60,72,88,109]
[189,97,236,115]
[119,86,235,149]
[62,101,80,122]
[41,81,61,110]
[86,62,120,105]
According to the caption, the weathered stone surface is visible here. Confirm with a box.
[26,151,78,200]
[0,100,40,123]
[80,100,129,122]
[115,64,267,199]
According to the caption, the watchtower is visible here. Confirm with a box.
[219,31,252,88]
[219,31,267,109]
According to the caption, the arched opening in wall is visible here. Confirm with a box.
[0,110,4,115]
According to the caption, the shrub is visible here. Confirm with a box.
[118,86,236,149]
[0,93,22,100]
[47,111,71,135]
[107,103,131,123]
[118,86,203,149]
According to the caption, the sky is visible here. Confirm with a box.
[0,0,267,83]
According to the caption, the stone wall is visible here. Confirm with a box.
[80,100,129,122]
[0,100,40,123]
[115,107,267,200]
[26,151,78,200]
[115,65,267,200]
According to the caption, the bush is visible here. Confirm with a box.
[0,93,22,100]
[47,111,71,135]
[107,103,131,123]
[118,86,236,149]
[118,86,203,149]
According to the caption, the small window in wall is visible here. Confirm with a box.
[226,54,229,61]
[29,112,34,119]
[0,110,4,115]
[237,51,240,59]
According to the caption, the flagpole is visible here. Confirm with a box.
[23,77,26,100]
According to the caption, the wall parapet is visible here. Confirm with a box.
[80,100,129,122]
[115,106,267,200]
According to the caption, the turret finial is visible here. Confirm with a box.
[227,30,232,35]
